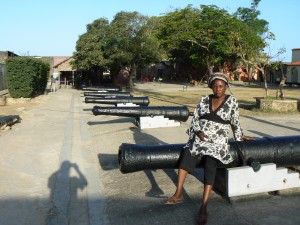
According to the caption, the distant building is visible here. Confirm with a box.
[286,48,300,85]
[267,63,288,84]
[0,51,19,91]
[37,56,76,88]
[0,63,7,91]
[0,51,18,63]
[52,56,76,87]
[0,51,78,90]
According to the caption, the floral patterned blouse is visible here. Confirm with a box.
[185,94,244,164]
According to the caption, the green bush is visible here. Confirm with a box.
[6,57,50,98]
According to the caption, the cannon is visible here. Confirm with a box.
[82,86,121,92]
[0,115,21,130]
[83,91,132,97]
[85,96,150,106]
[118,135,300,173]
[92,105,193,122]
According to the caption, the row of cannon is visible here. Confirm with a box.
[83,86,193,122]
[83,86,300,179]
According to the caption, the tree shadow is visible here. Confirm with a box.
[87,117,134,125]
[242,115,300,132]
[238,100,256,110]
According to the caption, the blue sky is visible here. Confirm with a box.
[0,0,298,62]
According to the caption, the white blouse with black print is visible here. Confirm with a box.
[185,94,244,164]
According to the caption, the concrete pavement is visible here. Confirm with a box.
[0,85,300,225]
[0,89,106,225]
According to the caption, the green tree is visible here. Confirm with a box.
[158,5,241,76]
[72,18,109,71]
[254,42,286,97]
[72,18,109,85]
[73,12,164,88]
[105,11,164,88]
[234,0,285,96]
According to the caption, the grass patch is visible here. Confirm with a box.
[132,83,300,116]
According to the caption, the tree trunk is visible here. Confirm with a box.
[262,70,269,97]
[276,72,286,99]
[248,66,253,86]
[206,59,213,76]
[128,63,137,89]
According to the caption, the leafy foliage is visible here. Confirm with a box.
[234,0,286,97]
[72,18,109,71]
[157,5,248,73]
[6,57,50,98]
[72,12,165,87]
[72,0,283,89]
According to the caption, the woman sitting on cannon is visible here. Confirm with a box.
[165,72,254,225]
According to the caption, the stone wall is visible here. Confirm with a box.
[257,98,300,112]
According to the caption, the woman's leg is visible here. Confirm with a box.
[174,168,188,198]
[174,148,202,198]
[165,169,188,205]
[197,184,213,224]
[165,168,188,204]
[200,184,213,212]
[198,156,218,224]
[166,148,201,204]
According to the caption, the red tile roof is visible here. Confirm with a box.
[53,56,71,67]
[288,61,300,66]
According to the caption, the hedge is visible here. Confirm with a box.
[6,57,50,98]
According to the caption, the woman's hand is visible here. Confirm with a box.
[243,135,255,141]
[197,131,209,142]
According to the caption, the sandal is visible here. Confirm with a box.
[164,195,183,205]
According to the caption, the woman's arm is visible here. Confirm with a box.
[242,135,255,141]
[230,97,244,141]
[190,101,202,134]
[230,97,254,141]
[191,97,210,141]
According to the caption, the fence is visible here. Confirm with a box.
[59,78,74,88]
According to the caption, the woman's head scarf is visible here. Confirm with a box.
[208,72,229,88]
[208,72,233,94]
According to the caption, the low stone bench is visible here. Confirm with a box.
[254,97,300,112]
[253,97,264,108]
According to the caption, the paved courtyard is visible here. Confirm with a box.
[0,84,300,225]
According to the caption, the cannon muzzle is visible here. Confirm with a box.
[118,135,300,173]
[92,105,191,122]
[85,96,150,106]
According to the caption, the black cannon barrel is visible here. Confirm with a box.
[92,105,191,122]
[83,91,132,97]
[0,115,21,128]
[82,87,121,92]
[85,96,150,106]
[118,135,300,173]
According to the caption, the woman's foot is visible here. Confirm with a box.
[164,195,183,205]
[197,212,208,225]
[197,206,208,225]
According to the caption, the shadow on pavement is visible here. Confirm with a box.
[243,115,300,132]
[88,117,134,125]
